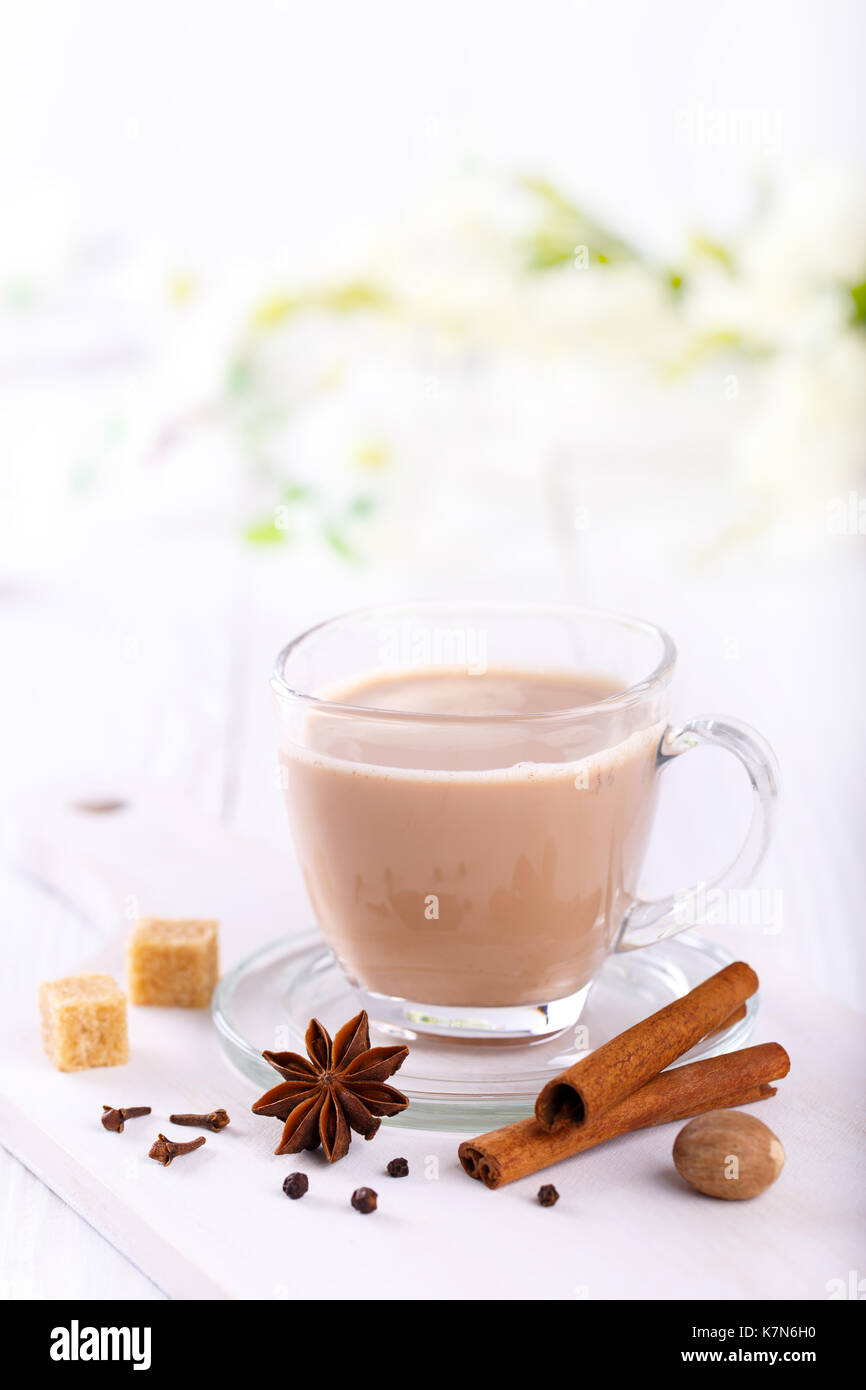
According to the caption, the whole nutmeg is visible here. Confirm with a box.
[673,1110,785,1200]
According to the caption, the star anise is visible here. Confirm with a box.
[251,1011,409,1162]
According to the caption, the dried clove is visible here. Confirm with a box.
[101,1105,151,1133]
[168,1109,230,1132]
[148,1133,206,1166]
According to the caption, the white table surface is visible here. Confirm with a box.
[1,539,864,1300]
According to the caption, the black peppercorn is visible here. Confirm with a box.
[537,1184,559,1207]
[386,1157,409,1177]
[283,1172,309,1200]
[351,1186,378,1214]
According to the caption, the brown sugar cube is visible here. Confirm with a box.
[127,918,219,1008]
[39,973,129,1072]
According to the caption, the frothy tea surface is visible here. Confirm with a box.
[278,667,663,1007]
[306,668,627,773]
[327,667,622,716]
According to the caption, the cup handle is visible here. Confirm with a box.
[614,715,780,952]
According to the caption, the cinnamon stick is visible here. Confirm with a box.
[460,1042,789,1189]
[535,960,758,1130]
[703,1001,747,1040]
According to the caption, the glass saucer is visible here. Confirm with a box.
[213,931,756,1132]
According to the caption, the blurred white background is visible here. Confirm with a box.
[0,0,864,1298]
[3,0,864,256]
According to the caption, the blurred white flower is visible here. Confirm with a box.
[736,332,866,508]
[739,170,866,287]
[3,163,863,585]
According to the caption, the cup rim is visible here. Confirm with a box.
[271,600,677,724]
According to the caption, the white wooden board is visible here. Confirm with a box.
[1,800,864,1300]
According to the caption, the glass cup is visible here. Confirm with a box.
[272,601,778,1038]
